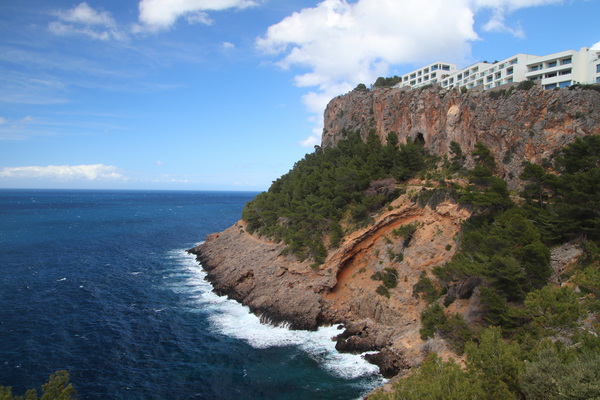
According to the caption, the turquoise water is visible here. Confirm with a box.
[0,189,383,399]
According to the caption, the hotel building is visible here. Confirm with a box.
[394,47,600,91]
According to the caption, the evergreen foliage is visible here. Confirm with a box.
[369,353,485,400]
[242,130,430,262]
[0,371,76,400]
[373,76,402,88]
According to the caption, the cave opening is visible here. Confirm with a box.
[415,132,425,147]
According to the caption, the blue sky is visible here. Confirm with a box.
[0,0,598,191]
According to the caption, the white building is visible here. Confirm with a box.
[398,62,456,89]
[525,48,600,89]
[394,47,600,91]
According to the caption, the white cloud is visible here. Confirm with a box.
[136,0,259,32]
[222,41,236,50]
[482,7,525,38]
[257,0,564,146]
[0,164,127,181]
[49,2,126,41]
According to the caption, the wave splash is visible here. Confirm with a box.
[165,248,384,382]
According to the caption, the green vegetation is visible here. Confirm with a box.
[517,80,536,90]
[242,130,432,263]
[372,268,399,298]
[412,271,439,303]
[373,76,402,88]
[0,371,76,400]
[391,222,418,246]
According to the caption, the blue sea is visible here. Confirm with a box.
[0,189,384,399]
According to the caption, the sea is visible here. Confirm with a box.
[0,189,384,399]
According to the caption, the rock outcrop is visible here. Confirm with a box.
[323,84,600,186]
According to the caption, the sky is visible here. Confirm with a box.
[0,0,598,191]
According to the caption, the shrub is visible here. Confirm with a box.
[517,80,535,90]
[372,268,399,289]
[413,271,440,303]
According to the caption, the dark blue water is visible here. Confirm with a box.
[0,189,383,399]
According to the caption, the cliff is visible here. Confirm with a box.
[323,84,600,186]
[189,83,600,379]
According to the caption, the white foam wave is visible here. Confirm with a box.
[166,248,384,382]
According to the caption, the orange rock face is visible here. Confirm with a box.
[323,85,600,186]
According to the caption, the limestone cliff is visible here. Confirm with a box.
[190,84,600,379]
[323,84,600,186]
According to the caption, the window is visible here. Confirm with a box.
[559,81,571,88]
[487,75,493,82]
[431,72,436,78]
[457,74,462,81]
[495,72,501,79]
[597,77,600,83]
[545,83,557,90]
[410,80,416,86]
[410,73,416,79]
[561,57,572,65]
[545,72,557,78]
[510,58,518,65]
[597,64,600,73]
[507,67,513,75]
[418,70,422,76]
[530,65,539,71]
[548,61,557,68]
[424,68,429,73]
[559,69,572,75]
[464,71,470,77]
[442,65,450,71]
[424,75,429,81]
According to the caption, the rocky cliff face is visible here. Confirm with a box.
[323,85,600,185]
[190,84,600,379]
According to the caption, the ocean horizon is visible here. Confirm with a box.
[0,189,384,399]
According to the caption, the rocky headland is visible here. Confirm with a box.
[189,83,600,379]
